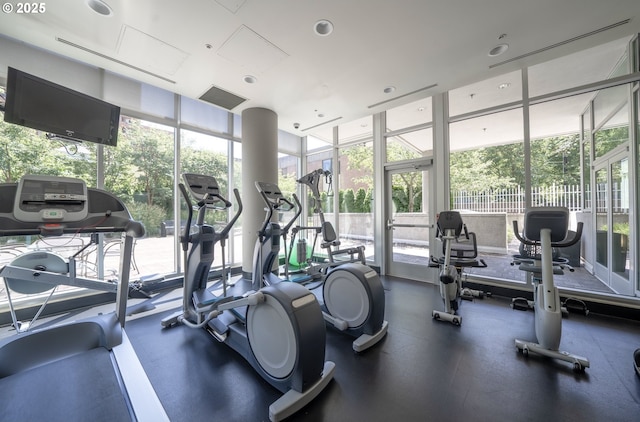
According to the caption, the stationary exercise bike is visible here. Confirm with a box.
[512,207,589,371]
[428,211,487,325]
[254,181,388,353]
[160,173,335,422]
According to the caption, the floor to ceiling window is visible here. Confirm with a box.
[448,107,525,285]
[383,97,434,278]
[179,129,234,271]
[337,118,376,263]
[0,114,99,308]
[104,117,176,277]
[447,35,638,298]
[591,83,633,295]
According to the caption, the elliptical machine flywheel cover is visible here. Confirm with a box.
[323,263,374,329]
[246,282,326,388]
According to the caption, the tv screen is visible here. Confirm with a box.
[3,67,120,146]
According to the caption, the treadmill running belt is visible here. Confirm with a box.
[0,347,131,422]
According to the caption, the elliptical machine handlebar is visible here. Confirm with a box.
[221,189,243,237]
[178,183,194,251]
[282,193,303,233]
[255,181,296,236]
[178,176,243,250]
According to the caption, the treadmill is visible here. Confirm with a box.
[0,175,168,421]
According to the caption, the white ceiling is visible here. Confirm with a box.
[0,0,639,140]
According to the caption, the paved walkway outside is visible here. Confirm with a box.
[0,235,621,304]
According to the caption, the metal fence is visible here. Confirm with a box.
[452,185,583,213]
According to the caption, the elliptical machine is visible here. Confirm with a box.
[429,211,487,325]
[512,207,589,371]
[160,173,335,422]
[254,180,388,353]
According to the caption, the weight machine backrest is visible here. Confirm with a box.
[321,221,338,245]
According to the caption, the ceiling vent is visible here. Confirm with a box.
[56,37,176,83]
[489,19,631,69]
[368,83,438,109]
[199,85,247,110]
[301,116,343,131]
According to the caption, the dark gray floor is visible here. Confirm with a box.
[126,276,640,422]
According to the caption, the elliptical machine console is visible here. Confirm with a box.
[160,173,335,422]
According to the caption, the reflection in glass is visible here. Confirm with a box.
[595,168,608,267]
[386,97,432,130]
[611,158,629,279]
[582,109,592,209]
[386,128,432,162]
[593,85,629,158]
[528,37,630,97]
[338,116,373,144]
[449,70,521,117]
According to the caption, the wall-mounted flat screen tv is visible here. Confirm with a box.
[3,67,120,146]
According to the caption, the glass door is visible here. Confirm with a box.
[594,150,633,295]
[384,160,433,280]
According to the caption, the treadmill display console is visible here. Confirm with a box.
[13,175,88,222]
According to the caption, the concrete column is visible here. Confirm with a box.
[241,107,278,278]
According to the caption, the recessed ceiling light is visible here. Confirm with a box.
[498,83,511,89]
[488,43,509,57]
[314,20,334,36]
[86,0,113,16]
[243,75,257,84]
[383,86,396,94]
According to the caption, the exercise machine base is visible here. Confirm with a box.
[515,339,590,371]
[432,310,461,326]
[269,361,336,422]
[353,320,389,352]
